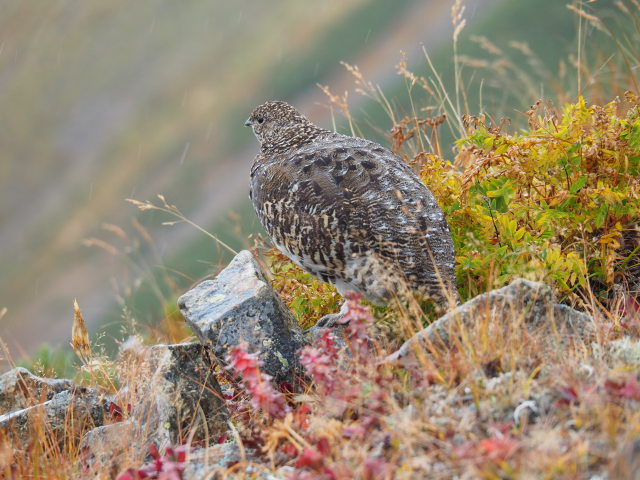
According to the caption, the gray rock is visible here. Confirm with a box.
[305,324,348,352]
[79,419,143,477]
[178,250,306,383]
[0,386,107,451]
[142,342,229,449]
[80,342,229,476]
[387,279,594,362]
[0,367,75,414]
[182,442,246,479]
[609,337,640,366]
[183,443,291,480]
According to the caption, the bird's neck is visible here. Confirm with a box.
[260,123,329,154]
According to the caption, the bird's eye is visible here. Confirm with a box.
[257,117,265,124]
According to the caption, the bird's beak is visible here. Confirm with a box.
[244,119,252,127]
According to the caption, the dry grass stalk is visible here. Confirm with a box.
[71,299,92,362]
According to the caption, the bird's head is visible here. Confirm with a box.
[245,101,319,150]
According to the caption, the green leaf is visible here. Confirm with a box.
[569,176,587,193]
[595,204,608,228]
[494,143,509,155]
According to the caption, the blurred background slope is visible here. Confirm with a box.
[0,0,596,365]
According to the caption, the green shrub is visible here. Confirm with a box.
[267,249,340,329]
[415,93,640,304]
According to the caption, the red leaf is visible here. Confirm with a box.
[283,443,299,457]
[217,433,228,444]
[116,469,139,480]
[316,437,330,456]
[174,444,189,463]
[617,295,640,318]
[279,381,294,393]
[294,404,312,429]
[605,375,640,400]
[454,434,519,463]
[225,342,290,419]
[225,343,262,379]
[296,448,325,470]
[478,435,520,462]
[148,443,160,460]
[109,401,124,421]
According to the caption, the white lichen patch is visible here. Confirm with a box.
[609,337,640,367]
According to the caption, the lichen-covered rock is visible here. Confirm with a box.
[80,419,144,477]
[0,386,107,451]
[305,323,348,351]
[178,250,306,383]
[181,442,247,479]
[388,279,594,362]
[608,337,640,367]
[182,442,291,480]
[0,367,75,414]
[80,342,229,476]
[142,342,229,448]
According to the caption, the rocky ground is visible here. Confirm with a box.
[2,250,639,479]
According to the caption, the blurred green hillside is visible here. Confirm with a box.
[0,0,624,366]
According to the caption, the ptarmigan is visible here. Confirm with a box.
[245,101,457,311]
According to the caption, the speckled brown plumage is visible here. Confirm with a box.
[246,101,457,305]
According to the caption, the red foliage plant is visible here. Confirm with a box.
[116,443,189,480]
[604,374,640,401]
[225,342,290,419]
[299,329,340,395]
